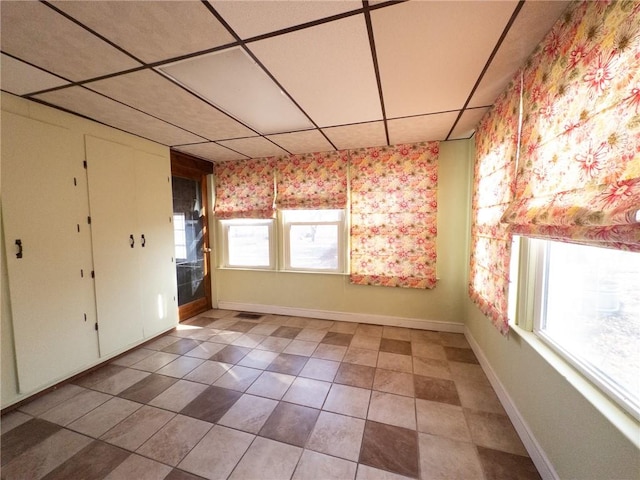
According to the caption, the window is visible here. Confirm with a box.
[220,219,274,269]
[282,210,345,272]
[531,239,640,419]
[173,213,187,260]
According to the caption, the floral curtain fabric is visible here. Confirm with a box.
[501,1,640,251]
[276,151,349,210]
[213,157,276,219]
[350,143,439,289]
[469,75,520,334]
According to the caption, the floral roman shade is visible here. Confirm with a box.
[469,76,520,335]
[213,157,276,219]
[276,151,349,210]
[350,143,439,289]
[501,1,640,251]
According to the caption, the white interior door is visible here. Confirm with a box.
[2,112,99,393]
[85,136,143,356]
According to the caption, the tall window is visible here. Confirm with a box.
[220,219,274,269]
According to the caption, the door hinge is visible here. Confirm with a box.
[73,177,77,186]
[95,322,99,331]
[84,313,87,322]
[77,224,80,233]
[81,269,84,278]
[83,160,87,169]
[87,216,92,225]
[91,270,95,278]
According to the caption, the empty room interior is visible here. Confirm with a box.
[1,1,638,479]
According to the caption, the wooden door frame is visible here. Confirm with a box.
[170,151,214,321]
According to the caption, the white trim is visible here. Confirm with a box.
[464,327,559,480]
[217,301,465,333]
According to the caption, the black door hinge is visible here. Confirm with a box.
[95,322,99,331]
[83,160,87,169]
[91,270,95,278]
[87,216,92,225]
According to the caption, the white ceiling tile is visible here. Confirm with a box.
[34,87,205,146]
[173,143,247,162]
[322,122,387,151]
[87,70,255,141]
[469,1,571,108]
[211,0,361,39]
[372,1,518,118]
[1,54,69,95]
[0,2,140,81]
[266,129,333,154]
[449,108,490,140]
[51,1,235,64]
[387,112,459,145]
[218,137,288,159]
[248,15,382,128]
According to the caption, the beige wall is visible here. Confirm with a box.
[212,140,472,328]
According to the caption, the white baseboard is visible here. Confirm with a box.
[217,301,465,333]
[464,327,559,480]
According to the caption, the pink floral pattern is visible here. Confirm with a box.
[276,151,349,209]
[503,0,640,251]
[469,74,520,335]
[214,157,276,218]
[350,142,439,289]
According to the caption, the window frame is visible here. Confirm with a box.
[218,218,276,270]
[280,209,346,274]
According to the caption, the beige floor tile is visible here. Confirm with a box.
[92,368,150,395]
[295,329,328,342]
[304,319,334,330]
[416,399,471,442]
[350,334,381,351]
[248,323,280,336]
[137,414,212,466]
[343,347,379,367]
[418,433,484,480]
[323,384,370,419]
[18,384,86,416]
[178,425,254,480]
[229,437,302,480]
[68,397,141,438]
[40,389,112,426]
[282,377,331,409]
[307,411,365,461]
[382,326,412,341]
[1,411,32,434]
[293,449,357,480]
[448,361,491,385]
[356,324,383,337]
[148,379,209,412]
[283,340,319,356]
[183,361,232,385]
[246,371,295,400]
[377,352,413,373]
[238,349,279,369]
[356,464,415,480]
[213,365,262,392]
[218,394,278,433]
[101,405,175,451]
[256,336,292,353]
[457,380,506,414]
[413,357,451,379]
[1,428,92,480]
[155,356,205,378]
[312,344,347,361]
[145,335,180,351]
[410,330,442,344]
[231,333,266,348]
[411,342,447,361]
[132,352,181,373]
[439,332,471,348]
[329,321,359,334]
[104,453,173,480]
[367,391,416,430]
[209,330,243,345]
[299,358,340,382]
[464,410,528,456]
[372,369,415,397]
[110,348,156,367]
[183,342,226,359]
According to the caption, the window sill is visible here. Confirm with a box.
[508,321,640,447]
[216,267,348,276]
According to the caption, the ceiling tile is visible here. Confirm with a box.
[266,129,333,154]
[34,87,205,146]
[218,137,288,159]
[1,54,69,96]
[211,0,361,39]
[469,1,571,108]
[248,15,382,128]
[387,112,459,145]
[86,69,255,141]
[372,1,518,118]
[322,122,387,151]
[51,1,235,64]
[0,2,140,81]
[448,108,490,140]
[173,143,247,162]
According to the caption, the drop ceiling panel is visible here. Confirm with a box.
[86,70,255,141]
[248,15,382,128]
[0,2,140,82]
[372,1,518,118]
[211,0,361,39]
[322,122,387,151]
[218,137,288,159]
[51,1,235,64]
[267,129,333,154]
[1,54,69,96]
[173,143,247,162]
[469,1,571,108]
[449,108,490,140]
[34,87,205,146]
[388,112,459,146]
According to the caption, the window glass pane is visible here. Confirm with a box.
[227,224,270,267]
[289,224,338,270]
[542,241,640,411]
[173,213,187,260]
[283,209,342,222]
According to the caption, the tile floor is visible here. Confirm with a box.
[0,310,541,480]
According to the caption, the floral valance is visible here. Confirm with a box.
[276,151,348,210]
